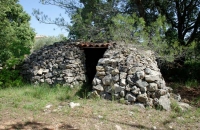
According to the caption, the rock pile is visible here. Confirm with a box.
[21,42,86,87]
[92,43,172,110]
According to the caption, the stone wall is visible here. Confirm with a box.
[21,41,171,110]
[21,42,86,87]
[92,43,172,110]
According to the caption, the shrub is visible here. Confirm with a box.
[31,34,67,52]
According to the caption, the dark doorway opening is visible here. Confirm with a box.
[83,48,107,85]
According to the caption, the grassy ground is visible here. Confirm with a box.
[0,84,200,130]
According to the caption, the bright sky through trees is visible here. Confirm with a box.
[19,0,70,36]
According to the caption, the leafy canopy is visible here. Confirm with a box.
[0,0,35,67]
[34,0,200,62]
[0,0,35,88]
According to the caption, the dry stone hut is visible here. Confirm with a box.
[21,41,172,110]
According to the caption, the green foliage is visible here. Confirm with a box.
[75,83,92,99]
[0,84,79,111]
[0,68,23,88]
[0,0,35,88]
[170,99,182,113]
[0,0,35,64]
[110,14,174,61]
[161,61,200,83]
[68,1,115,41]
[35,0,200,64]
[185,79,199,88]
[110,13,147,44]
[32,34,67,51]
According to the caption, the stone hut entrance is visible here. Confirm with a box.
[78,43,110,84]
[21,41,171,110]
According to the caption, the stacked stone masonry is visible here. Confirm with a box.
[21,41,171,110]
[92,43,171,110]
[21,42,86,87]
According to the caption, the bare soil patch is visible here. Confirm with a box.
[0,99,200,130]
[0,85,200,130]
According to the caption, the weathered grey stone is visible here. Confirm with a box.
[171,93,181,102]
[137,93,148,103]
[42,69,49,74]
[150,70,160,76]
[120,90,125,97]
[102,74,112,86]
[64,77,74,83]
[156,79,166,89]
[128,67,142,75]
[93,85,104,91]
[149,62,159,71]
[92,78,97,85]
[158,95,171,111]
[76,74,86,81]
[140,86,147,92]
[136,71,145,79]
[59,64,66,69]
[111,68,119,75]
[98,58,110,65]
[34,76,41,81]
[120,66,128,72]
[52,63,58,69]
[120,79,126,86]
[177,102,192,111]
[125,84,131,91]
[96,78,101,84]
[96,66,104,72]
[45,73,53,78]
[33,70,38,75]
[146,98,154,107]
[127,75,135,85]
[126,57,134,66]
[114,84,125,93]
[64,72,73,77]
[144,68,151,75]
[66,64,77,69]
[125,93,136,102]
[120,72,127,79]
[145,75,160,82]
[104,66,113,71]
[110,59,117,64]
[105,86,114,93]
[40,79,45,83]
[45,78,52,84]
[113,74,119,82]
[136,79,148,88]
[96,71,106,76]
[89,90,100,99]
[62,69,73,74]
[131,86,141,95]
[37,68,44,75]
[147,83,158,92]
[56,78,63,81]
[102,92,112,100]
[156,89,168,97]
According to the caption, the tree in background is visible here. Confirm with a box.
[34,0,200,63]
[125,0,200,63]
[32,34,67,51]
[0,0,35,66]
[0,0,35,87]
[34,0,119,41]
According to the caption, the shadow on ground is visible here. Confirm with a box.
[3,121,79,130]
[75,83,92,98]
